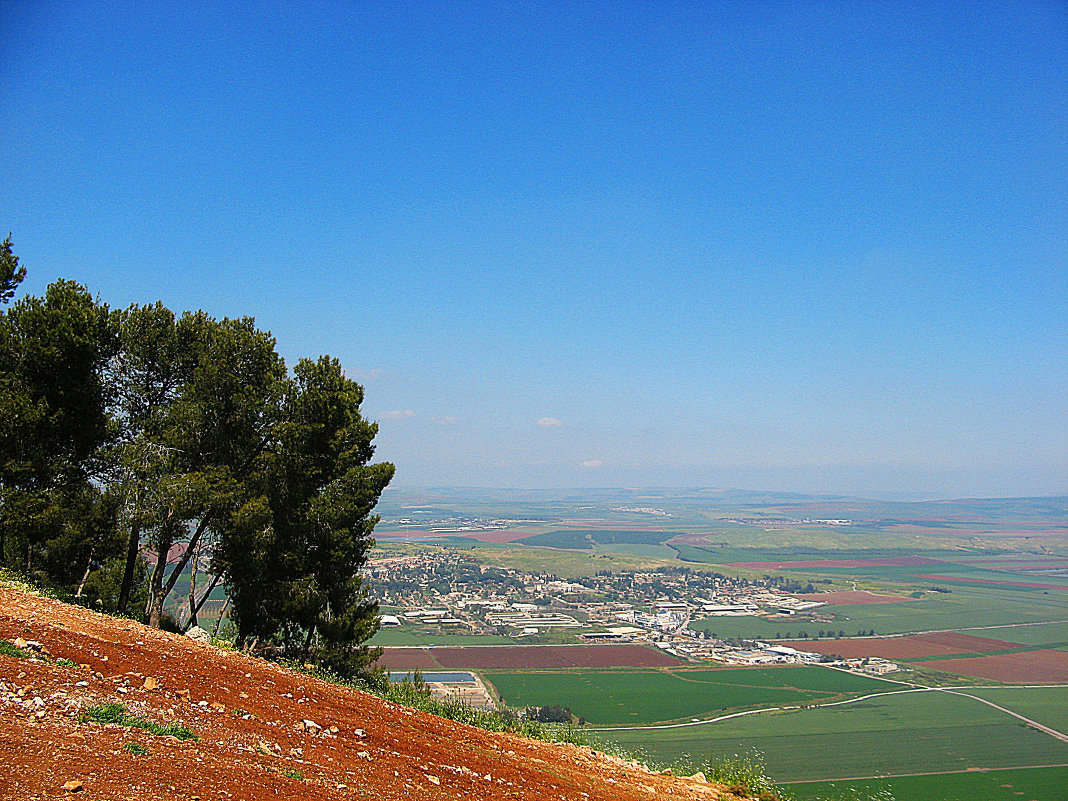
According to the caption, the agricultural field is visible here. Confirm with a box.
[691,584,1068,641]
[917,649,1068,683]
[968,686,1068,733]
[966,621,1068,648]
[366,489,1068,791]
[596,689,1068,783]
[378,644,681,671]
[483,666,895,726]
[786,631,1029,660]
[785,765,1068,801]
[369,630,517,646]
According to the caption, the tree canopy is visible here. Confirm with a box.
[0,237,393,677]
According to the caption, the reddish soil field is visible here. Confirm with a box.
[906,574,1067,590]
[379,645,681,671]
[970,559,1068,566]
[972,564,1068,570]
[794,591,914,605]
[732,556,944,570]
[377,649,442,671]
[783,631,1020,660]
[917,650,1068,684]
[0,585,730,801]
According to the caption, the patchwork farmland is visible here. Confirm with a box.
[481,665,896,726]
[378,643,682,671]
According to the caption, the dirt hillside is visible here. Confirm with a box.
[0,584,738,800]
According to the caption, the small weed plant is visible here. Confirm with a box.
[0,640,31,660]
[282,768,305,781]
[380,673,591,747]
[79,703,198,740]
[122,742,150,756]
[706,751,790,801]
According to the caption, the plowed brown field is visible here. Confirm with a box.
[379,644,681,671]
[784,632,1019,660]
[0,584,738,801]
[918,650,1068,683]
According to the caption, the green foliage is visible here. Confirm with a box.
[282,768,305,781]
[705,751,787,800]
[122,742,150,756]
[0,238,392,669]
[78,703,198,740]
[56,657,79,668]
[0,272,118,578]
[215,355,393,674]
[380,682,590,747]
[0,639,31,659]
[0,235,26,304]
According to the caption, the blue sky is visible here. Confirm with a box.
[2,1,1065,497]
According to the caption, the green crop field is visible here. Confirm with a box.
[784,765,1068,801]
[964,621,1068,649]
[689,585,1068,641]
[482,666,896,726]
[595,690,1068,782]
[968,686,1068,734]
[518,529,683,549]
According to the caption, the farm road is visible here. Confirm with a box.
[592,683,1068,744]
[778,762,1068,785]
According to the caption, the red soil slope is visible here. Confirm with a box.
[0,584,736,801]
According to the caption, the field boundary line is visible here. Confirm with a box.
[938,688,1068,743]
[590,682,1068,733]
[777,763,1068,784]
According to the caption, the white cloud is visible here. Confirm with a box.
[349,368,385,381]
[581,459,605,468]
[433,416,459,426]
[536,417,563,428]
[381,409,415,420]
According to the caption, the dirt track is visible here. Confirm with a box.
[0,584,735,801]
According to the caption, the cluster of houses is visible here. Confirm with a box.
[366,547,901,677]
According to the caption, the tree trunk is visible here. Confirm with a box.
[301,624,317,662]
[117,521,142,613]
[161,515,212,601]
[213,596,230,638]
[75,550,94,598]
[146,531,172,629]
[190,572,222,623]
[187,538,201,627]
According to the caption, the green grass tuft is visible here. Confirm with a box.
[0,640,31,659]
[79,703,198,740]
[705,751,792,801]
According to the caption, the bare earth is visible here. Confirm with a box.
[0,585,738,801]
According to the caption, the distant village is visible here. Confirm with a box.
[365,548,898,677]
